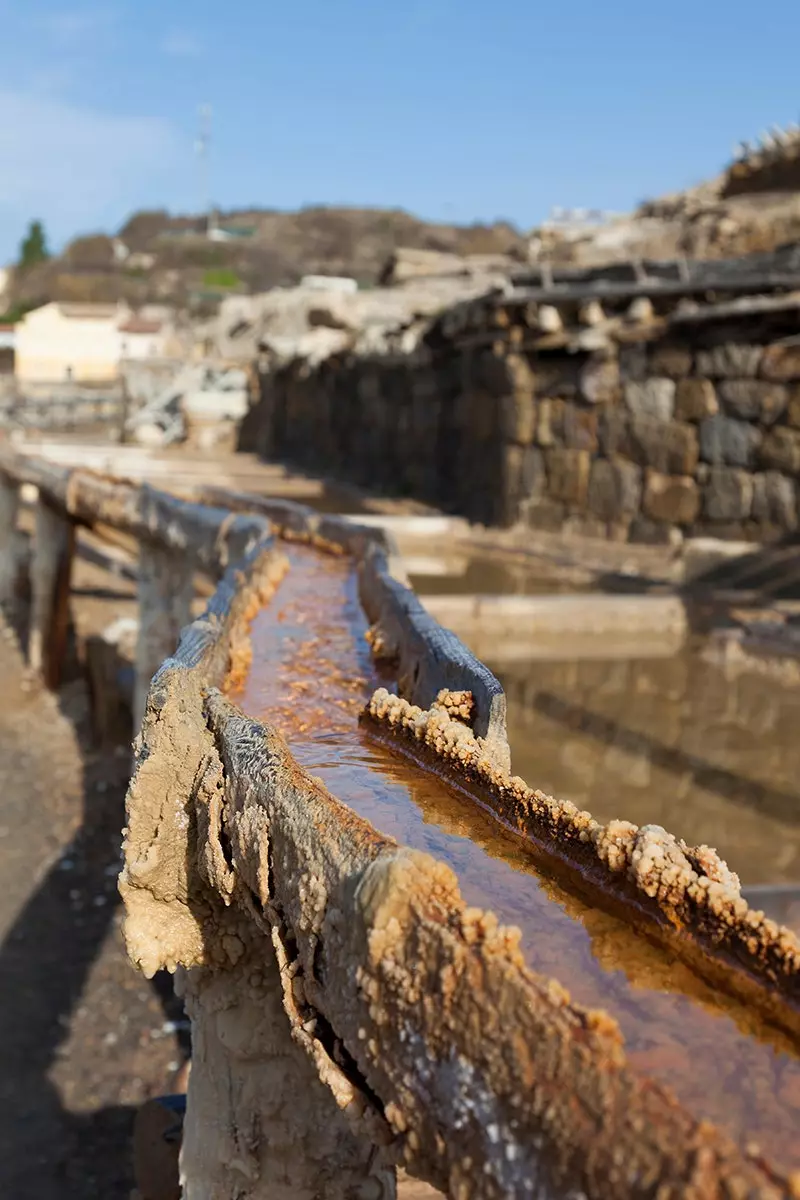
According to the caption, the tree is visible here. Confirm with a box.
[18,220,50,270]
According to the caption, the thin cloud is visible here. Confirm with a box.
[34,7,118,44]
[0,88,182,260]
[160,30,203,58]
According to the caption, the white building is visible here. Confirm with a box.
[14,302,176,385]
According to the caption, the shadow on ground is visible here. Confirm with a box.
[0,659,188,1199]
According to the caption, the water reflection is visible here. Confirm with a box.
[496,648,800,885]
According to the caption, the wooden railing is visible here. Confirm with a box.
[0,393,127,434]
[0,447,797,1200]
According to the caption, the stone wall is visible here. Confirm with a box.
[245,293,800,544]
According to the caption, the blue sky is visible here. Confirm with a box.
[0,0,799,263]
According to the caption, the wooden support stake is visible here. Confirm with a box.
[28,499,75,688]
[134,543,194,731]
[0,474,21,616]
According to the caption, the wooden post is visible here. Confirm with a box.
[134,543,195,731]
[178,938,397,1200]
[0,474,21,616]
[28,498,75,688]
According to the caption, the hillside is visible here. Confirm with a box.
[535,125,800,267]
[5,206,527,315]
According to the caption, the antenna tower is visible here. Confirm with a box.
[195,103,212,234]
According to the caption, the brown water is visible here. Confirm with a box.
[408,554,588,598]
[233,545,800,1172]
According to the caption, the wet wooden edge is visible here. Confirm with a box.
[132,543,793,1199]
[3,450,800,1020]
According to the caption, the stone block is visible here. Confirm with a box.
[696,343,763,378]
[562,513,612,540]
[718,379,787,425]
[786,385,800,428]
[760,427,800,474]
[499,390,536,444]
[699,414,761,468]
[478,349,513,395]
[586,459,642,522]
[625,415,699,475]
[760,343,800,381]
[545,448,590,507]
[534,358,581,398]
[535,396,559,447]
[505,352,536,392]
[643,471,700,525]
[563,406,598,452]
[675,379,718,421]
[628,517,683,546]
[619,343,648,382]
[598,407,628,457]
[751,471,798,530]
[624,378,676,421]
[579,356,620,405]
[648,342,693,378]
[524,498,566,531]
[702,467,754,521]
[536,399,597,452]
[520,445,546,499]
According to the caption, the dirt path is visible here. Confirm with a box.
[0,619,185,1199]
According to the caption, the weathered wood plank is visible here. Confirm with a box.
[28,499,75,688]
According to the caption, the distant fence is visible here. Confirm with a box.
[0,393,127,434]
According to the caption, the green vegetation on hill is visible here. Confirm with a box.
[3,205,526,314]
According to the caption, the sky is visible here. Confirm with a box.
[1,0,799,262]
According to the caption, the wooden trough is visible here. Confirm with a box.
[0,447,798,1200]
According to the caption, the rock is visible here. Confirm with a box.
[648,343,693,378]
[619,343,648,382]
[760,343,800,381]
[643,471,700,525]
[702,467,754,521]
[580,356,620,405]
[535,397,558,447]
[535,399,597,451]
[699,414,762,467]
[696,343,763,378]
[534,358,582,398]
[628,297,654,322]
[505,352,536,393]
[586,459,642,522]
[675,379,718,421]
[598,407,628,457]
[523,498,567,531]
[751,471,798,529]
[545,448,590,506]
[785,385,800,428]
[760,426,800,473]
[499,391,536,444]
[628,517,683,546]
[624,378,676,421]
[564,406,599,452]
[624,415,699,474]
[478,349,513,395]
[520,446,547,499]
[718,379,787,424]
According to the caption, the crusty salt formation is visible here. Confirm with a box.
[364,686,800,1015]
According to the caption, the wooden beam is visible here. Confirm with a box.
[0,474,22,617]
[28,499,75,688]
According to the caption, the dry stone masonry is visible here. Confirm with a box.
[246,281,800,546]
